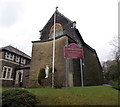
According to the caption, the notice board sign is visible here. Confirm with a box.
[64,43,83,59]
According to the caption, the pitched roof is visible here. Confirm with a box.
[38,10,102,67]
[56,10,73,23]
[74,28,102,69]
[40,10,73,33]
[74,28,95,52]
[0,45,31,59]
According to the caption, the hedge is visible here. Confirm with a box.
[2,89,36,107]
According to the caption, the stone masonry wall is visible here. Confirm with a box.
[27,36,68,87]
[83,46,104,86]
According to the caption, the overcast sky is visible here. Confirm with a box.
[0,0,119,62]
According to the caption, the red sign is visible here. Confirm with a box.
[64,43,83,59]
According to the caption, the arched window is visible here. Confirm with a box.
[49,23,63,39]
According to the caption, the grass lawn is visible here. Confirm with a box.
[2,86,119,105]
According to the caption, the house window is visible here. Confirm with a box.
[10,54,14,60]
[2,66,13,80]
[5,52,10,59]
[7,71,10,79]
[15,56,20,63]
[5,52,14,61]
[21,58,26,64]
[3,70,6,78]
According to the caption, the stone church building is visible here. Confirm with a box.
[27,10,104,88]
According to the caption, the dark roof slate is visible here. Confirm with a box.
[0,45,31,59]
[56,10,73,23]
[40,10,73,33]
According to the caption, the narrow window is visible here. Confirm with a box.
[5,52,10,59]
[7,72,10,79]
[10,54,14,61]
[49,23,63,39]
[15,56,20,63]
[21,58,26,64]
[3,71,6,78]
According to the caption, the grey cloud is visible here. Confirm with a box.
[0,1,24,27]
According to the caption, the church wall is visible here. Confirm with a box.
[27,36,68,87]
[72,59,81,86]
[83,46,104,86]
[68,59,74,87]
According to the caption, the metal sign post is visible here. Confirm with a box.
[80,59,84,88]
[66,59,68,88]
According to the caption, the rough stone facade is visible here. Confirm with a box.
[83,45,104,85]
[27,36,68,87]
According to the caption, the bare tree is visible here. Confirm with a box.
[110,36,120,64]
[110,35,120,81]
[102,36,120,84]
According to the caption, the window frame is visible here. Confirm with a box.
[21,58,26,64]
[5,52,14,61]
[15,55,20,63]
[1,66,13,80]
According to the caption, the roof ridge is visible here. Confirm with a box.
[41,10,73,32]
[56,10,73,23]
[0,45,31,59]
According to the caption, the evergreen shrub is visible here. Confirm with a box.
[112,81,120,91]
[38,68,46,86]
[2,89,36,107]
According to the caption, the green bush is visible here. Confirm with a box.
[38,68,46,86]
[112,81,120,91]
[2,89,36,107]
